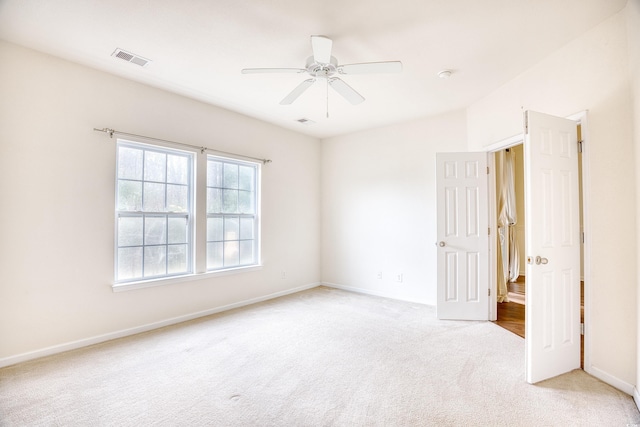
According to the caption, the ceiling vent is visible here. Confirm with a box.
[111,48,151,67]
[296,118,315,125]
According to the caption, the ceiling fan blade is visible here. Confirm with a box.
[311,35,332,64]
[280,79,315,105]
[328,78,365,105]
[242,68,306,74]
[339,61,403,75]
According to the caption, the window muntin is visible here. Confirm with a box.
[206,157,258,270]
[116,141,193,282]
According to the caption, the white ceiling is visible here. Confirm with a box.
[0,0,627,139]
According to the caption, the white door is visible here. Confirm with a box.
[436,153,489,320]
[524,111,580,383]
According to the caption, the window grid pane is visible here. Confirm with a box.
[116,141,193,282]
[116,144,258,281]
[206,156,258,271]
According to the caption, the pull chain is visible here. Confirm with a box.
[326,78,329,118]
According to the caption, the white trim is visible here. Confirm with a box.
[322,282,432,306]
[488,153,497,320]
[0,282,320,369]
[589,365,635,396]
[112,265,263,292]
[485,133,523,152]
[634,387,640,411]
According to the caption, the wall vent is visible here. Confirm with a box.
[111,48,151,67]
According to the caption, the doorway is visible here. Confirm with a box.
[491,125,585,369]
[493,144,526,338]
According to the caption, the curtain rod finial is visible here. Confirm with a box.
[93,127,115,138]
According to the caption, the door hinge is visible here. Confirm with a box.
[487,166,490,174]
[581,323,585,336]
[488,288,491,296]
[488,227,491,235]
[524,111,529,135]
[581,231,585,244]
[578,140,584,153]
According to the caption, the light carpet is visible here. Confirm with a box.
[1,286,638,426]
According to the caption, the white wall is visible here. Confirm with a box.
[467,10,637,390]
[0,41,321,363]
[627,0,640,404]
[321,111,468,304]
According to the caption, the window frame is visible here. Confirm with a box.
[114,139,195,284]
[206,155,261,272]
[112,137,262,291]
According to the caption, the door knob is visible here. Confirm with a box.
[438,241,446,247]
[535,256,548,265]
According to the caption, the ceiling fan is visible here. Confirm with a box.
[241,35,402,107]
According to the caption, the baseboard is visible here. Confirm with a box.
[0,282,321,369]
[588,365,635,396]
[634,386,640,412]
[322,282,432,306]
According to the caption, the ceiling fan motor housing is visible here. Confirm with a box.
[306,56,339,77]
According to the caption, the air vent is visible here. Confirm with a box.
[111,48,151,67]
[296,118,315,125]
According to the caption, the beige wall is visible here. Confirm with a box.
[468,10,636,390]
[0,41,321,363]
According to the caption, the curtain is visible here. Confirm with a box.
[496,149,519,303]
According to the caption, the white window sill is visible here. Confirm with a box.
[112,265,263,292]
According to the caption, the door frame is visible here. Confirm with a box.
[485,110,591,375]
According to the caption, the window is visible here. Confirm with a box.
[115,141,193,282]
[206,157,258,270]
[114,139,261,286]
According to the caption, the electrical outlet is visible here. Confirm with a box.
[377,272,383,280]
[396,273,403,283]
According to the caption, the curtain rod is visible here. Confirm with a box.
[93,128,272,165]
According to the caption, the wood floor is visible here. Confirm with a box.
[493,277,584,368]
[495,300,525,338]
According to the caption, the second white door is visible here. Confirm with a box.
[524,110,581,384]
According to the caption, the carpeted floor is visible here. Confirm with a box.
[1,286,638,426]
